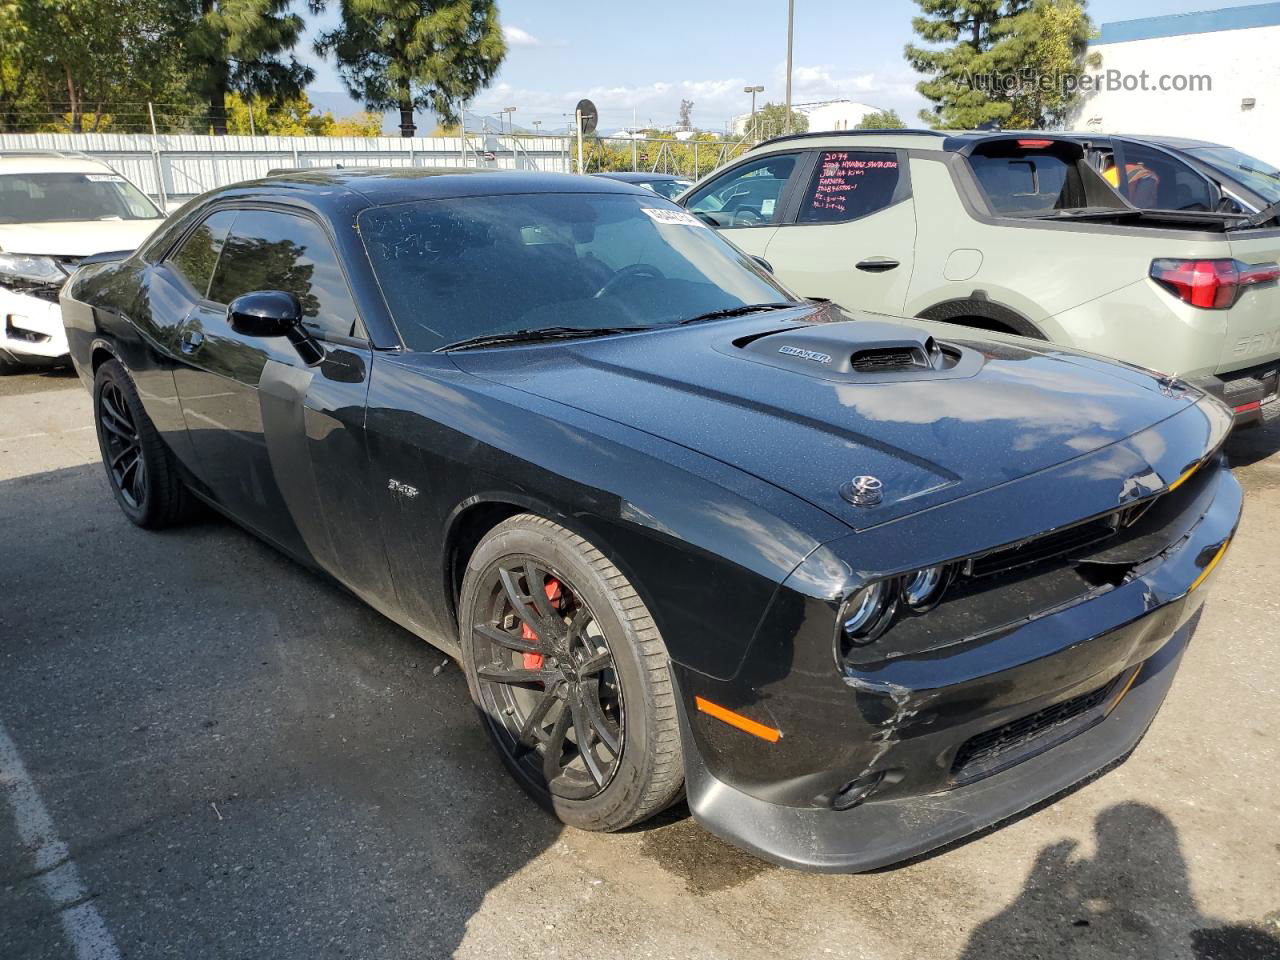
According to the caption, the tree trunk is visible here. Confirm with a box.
[399,98,414,140]
[64,65,81,134]
[208,87,227,136]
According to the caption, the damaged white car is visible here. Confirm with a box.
[0,153,165,373]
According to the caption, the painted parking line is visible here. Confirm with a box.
[0,720,121,960]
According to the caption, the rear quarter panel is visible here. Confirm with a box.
[904,155,1238,373]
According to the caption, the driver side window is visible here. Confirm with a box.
[684,154,799,227]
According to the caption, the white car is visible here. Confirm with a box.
[0,153,166,373]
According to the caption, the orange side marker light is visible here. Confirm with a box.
[694,696,781,743]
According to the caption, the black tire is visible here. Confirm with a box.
[459,514,684,832]
[93,359,194,528]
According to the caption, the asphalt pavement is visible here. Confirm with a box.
[1,366,1278,960]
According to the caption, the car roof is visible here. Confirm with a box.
[243,167,655,206]
[747,129,1090,154]
[594,171,689,182]
[0,153,119,176]
[1059,132,1228,150]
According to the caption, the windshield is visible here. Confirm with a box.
[1186,146,1280,205]
[648,179,693,199]
[0,172,162,224]
[359,192,797,351]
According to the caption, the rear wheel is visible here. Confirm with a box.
[93,359,193,528]
[459,514,684,831]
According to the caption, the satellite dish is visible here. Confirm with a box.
[575,98,598,136]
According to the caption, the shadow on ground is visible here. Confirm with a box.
[958,802,1280,960]
[0,463,563,959]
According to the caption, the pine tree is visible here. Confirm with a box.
[182,0,314,135]
[315,0,505,138]
[905,0,1097,129]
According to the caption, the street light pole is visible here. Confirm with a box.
[784,0,795,134]
[743,84,764,140]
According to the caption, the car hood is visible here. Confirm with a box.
[451,306,1205,530]
[0,219,163,257]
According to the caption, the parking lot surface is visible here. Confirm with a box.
[2,367,1278,960]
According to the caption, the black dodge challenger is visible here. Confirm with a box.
[61,169,1241,872]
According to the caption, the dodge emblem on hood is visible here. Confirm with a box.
[841,475,884,507]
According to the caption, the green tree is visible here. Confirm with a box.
[315,0,505,137]
[181,0,314,135]
[225,91,386,135]
[854,108,907,129]
[0,0,194,132]
[751,102,807,140]
[994,0,1099,128]
[906,0,1097,129]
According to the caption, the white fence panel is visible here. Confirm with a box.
[0,132,575,201]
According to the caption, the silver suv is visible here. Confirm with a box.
[679,131,1280,426]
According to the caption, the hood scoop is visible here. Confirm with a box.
[731,319,980,383]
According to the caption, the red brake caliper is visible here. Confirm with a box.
[521,578,563,670]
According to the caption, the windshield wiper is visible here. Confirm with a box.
[678,302,800,325]
[1228,200,1280,231]
[436,325,653,352]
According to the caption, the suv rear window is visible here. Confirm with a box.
[968,142,1089,215]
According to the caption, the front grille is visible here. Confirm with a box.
[951,678,1115,783]
[964,513,1121,578]
[851,347,926,372]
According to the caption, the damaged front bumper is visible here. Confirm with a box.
[671,431,1241,872]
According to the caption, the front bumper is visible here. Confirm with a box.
[672,429,1240,872]
[0,286,70,363]
[680,603,1197,872]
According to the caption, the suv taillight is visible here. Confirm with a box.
[1150,258,1280,309]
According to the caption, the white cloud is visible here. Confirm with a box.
[470,64,927,131]
[503,25,541,46]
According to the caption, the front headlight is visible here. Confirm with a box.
[838,563,958,654]
[0,253,67,286]
[901,565,951,611]
[839,580,897,644]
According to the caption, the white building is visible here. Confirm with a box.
[732,99,886,138]
[1071,2,1280,164]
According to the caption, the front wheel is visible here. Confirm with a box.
[459,514,684,831]
[93,359,193,528]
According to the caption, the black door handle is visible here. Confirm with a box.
[179,329,205,354]
[856,258,900,272]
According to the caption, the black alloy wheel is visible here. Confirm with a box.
[99,377,146,509]
[460,515,684,832]
[93,360,193,529]
[472,559,624,800]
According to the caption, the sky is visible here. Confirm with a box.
[297,0,1269,133]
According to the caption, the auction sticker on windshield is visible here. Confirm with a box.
[641,208,706,227]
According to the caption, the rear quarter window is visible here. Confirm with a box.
[967,145,1087,214]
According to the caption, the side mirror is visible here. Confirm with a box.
[750,255,775,274]
[228,290,302,338]
[227,290,323,365]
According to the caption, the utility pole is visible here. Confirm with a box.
[576,109,585,174]
[744,85,764,140]
[632,106,638,171]
[784,0,795,134]
[147,102,167,210]
[501,106,516,135]
[461,103,468,166]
